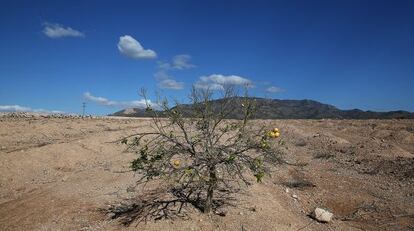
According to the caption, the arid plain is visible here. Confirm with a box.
[0,115,413,231]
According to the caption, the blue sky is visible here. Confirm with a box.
[0,0,413,115]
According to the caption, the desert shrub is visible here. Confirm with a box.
[122,87,284,216]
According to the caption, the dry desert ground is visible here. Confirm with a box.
[0,115,413,231]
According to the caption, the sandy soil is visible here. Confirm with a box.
[0,117,413,231]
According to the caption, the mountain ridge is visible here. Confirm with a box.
[110,97,414,119]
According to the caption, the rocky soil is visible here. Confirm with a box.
[0,114,413,230]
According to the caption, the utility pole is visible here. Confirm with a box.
[82,102,86,117]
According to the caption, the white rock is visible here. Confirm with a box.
[106,212,115,219]
[312,207,333,223]
[292,194,298,199]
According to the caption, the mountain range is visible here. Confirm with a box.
[110,97,414,119]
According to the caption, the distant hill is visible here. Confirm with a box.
[110,97,414,119]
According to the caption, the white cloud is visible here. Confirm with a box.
[171,55,196,70]
[117,35,157,59]
[194,74,253,90]
[42,23,84,38]
[83,92,157,109]
[154,70,172,81]
[194,82,224,90]
[0,105,64,114]
[0,105,31,112]
[83,92,117,106]
[266,86,284,93]
[153,70,185,90]
[158,79,184,90]
[153,54,194,90]
[158,54,195,71]
[157,62,171,70]
[127,100,154,108]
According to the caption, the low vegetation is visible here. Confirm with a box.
[115,87,284,223]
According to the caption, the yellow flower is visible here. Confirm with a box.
[173,160,180,167]
[266,129,280,138]
[267,131,275,138]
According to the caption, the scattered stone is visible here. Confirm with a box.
[106,212,116,219]
[292,194,298,199]
[312,208,333,223]
[0,112,100,119]
[215,210,227,216]
[248,207,257,212]
[285,188,290,193]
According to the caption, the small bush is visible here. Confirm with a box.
[120,86,285,220]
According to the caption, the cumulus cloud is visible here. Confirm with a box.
[266,86,284,93]
[194,74,253,90]
[193,82,223,90]
[0,105,64,114]
[158,79,184,90]
[42,23,85,38]
[153,54,194,90]
[153,70,184,90]
[83,92,117,106]
[171,55,196,70]
[117,35,157,59]
[154,70,172,81]
[83,92,157,109]
[158,54,195,70]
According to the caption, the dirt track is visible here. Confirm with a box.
[0,117,413,230]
